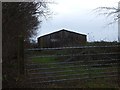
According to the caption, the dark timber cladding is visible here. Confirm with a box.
[38,29,87,48]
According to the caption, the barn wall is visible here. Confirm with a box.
[38,30,87,48]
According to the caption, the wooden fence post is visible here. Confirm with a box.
[117,45,120,88]
[18,35,24,76]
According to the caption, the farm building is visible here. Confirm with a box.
[38,29,87,48]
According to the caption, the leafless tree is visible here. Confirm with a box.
[94,5,120,24]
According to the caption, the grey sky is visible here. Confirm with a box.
[36,0,119,42]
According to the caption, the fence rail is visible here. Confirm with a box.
[27,62,118,71]
[31,74,118,84]
[29,71,118,80]
[28,52,120,58]
[26,59,119,66]
[26,45,120,51]
[28,66,118,75]
[27,66,118,73]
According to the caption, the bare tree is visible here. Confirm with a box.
[95,4,120,24]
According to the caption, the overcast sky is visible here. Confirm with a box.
[36,0,119,42]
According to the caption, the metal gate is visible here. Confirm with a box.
[25,45,120,88]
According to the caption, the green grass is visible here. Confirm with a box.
[31,57,56,63]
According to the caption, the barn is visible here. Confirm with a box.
[38,29,87,48]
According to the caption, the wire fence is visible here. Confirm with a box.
[25,45,120,88]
